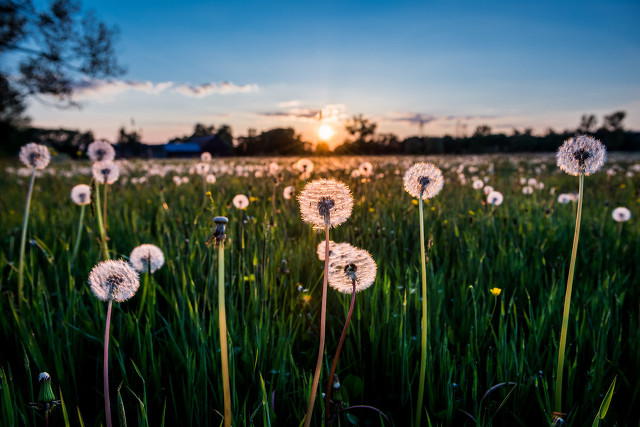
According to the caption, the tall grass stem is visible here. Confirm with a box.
[71,205,86,264]
[304,223,330,427]
[554,173,584,415]
[18,166,36,305]
[94,182,109,260]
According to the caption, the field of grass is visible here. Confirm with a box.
[1,153,638,426]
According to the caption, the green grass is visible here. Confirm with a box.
[1,154,638,426]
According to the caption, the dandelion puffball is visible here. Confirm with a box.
[472,180,484,190]
[403,163,444,199]
[294,158,314,174]
[71,184,92,206]
[359,161,374,177]
[298,179,353,228]
[206,174,217,184]
[283,185,295,200]
[522,185,533,195]
[92,160,120,184]
[130,244,165,273]
[19,143,51,170]
[316,240,354,261]
[233,194,249,209]
[487,191,504,206]
[327,247,377,294]
[87,140,116,162]
[557,135,606,176]
[88,260,140,302]
[201,152,212,162]
[612,207,631,222]
[557,193,573,204]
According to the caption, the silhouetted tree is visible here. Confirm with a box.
[602,111,625,132]
[345,114,377,143]
[473,125,492,137]
[30,127,94,158]
[236,128,308,155]
[578,114,597,133]
[192,123,216,137]
[117,126,141,156]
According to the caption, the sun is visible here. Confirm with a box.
[318,124,334,141]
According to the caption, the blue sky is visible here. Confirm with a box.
[26,0,640,147]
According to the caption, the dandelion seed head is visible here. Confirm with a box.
[200,152,212,162]
[283,185,295,200]
[403,163,444,200]
[557,193,573,204]
[327,247,377,294]
[557,135,606,176]
[522,185,533,195]
[472,179,484,190]
[92,160,120,184]
[298,179,353,228]
[359,161,374,177]
[294,158,314,175]
[87,140,115,162]
[233,194,249,209]
[316,241,355,261]
[195,162,210,175]
[19,143,51,169]
[612,207,631,222]
[130,244,165,273]
[88,260,140,302]
[71,184,91,206]
[206,174,217,184]
[487,191,504,206]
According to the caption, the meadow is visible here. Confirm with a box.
[0,153,638,426]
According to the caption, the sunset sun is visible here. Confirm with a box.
[318,124,334,141]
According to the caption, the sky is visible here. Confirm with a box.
[24,0,640,148]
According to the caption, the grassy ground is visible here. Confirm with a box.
[0,154,638,426]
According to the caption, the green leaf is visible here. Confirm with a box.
[592,376,616,427]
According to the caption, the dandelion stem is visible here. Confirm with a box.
[218,240,232,427]
[103,183,108,234]
[94,182,110,260]
[18,165,36,305]
[416,191,429,426]
[304,222,330,427]
[554,173,584,415]
[103,299,113,427]
[71,205,86,265]
[325,278,357,424]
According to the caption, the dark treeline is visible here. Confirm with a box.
[1,111,639,158]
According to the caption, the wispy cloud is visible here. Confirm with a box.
[68,78,258,101]
[174,81,259,97]
[259,104,349,123]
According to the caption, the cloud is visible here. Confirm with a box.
[277,100,301,108]
[68,78,258,101]
[259,104,349,123]
[174,82,259,97]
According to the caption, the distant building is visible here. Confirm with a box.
[164,142,201,158]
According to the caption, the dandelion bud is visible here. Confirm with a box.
[37,372,56,403]
[213,216,229,243]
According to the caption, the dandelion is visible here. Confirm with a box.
[195,162,210,175]
[487,191,504,206]
[233,194,249,210]
[294,158,315,175]
[490,287,502,296]
[611,207,631,222]
[522,185,533,195]
[87,140,115,162]
[316,240,353,261]
[483,185,494,195]
[206,174,217,184]
[70,184,92,264]
[403,162,444,427]
[201,151,212,162]
[19,143,51,169]
[30,372,60,423]
[527,177,537,187]
[88,260,140,427]
[557,135,606,176]
[557,194,573,204]
[283,185,295,200]
[553,135,606,420]
[359,161,374,177]
[325,247,377,421]
[472,179,484,190]
[403,163,444,200]
[298,179,353,229]
[17,143,51,304]
[299,179,353,427]
[129,244,165,273]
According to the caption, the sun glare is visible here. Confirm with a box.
[318,124,334,141]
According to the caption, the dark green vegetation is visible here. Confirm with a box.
[1,155,638,426]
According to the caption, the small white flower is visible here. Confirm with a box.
[403,163,444,200]
[483,185,494,195]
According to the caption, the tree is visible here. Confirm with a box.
[602,111,625,132]
[578,114,597,133]
[117,126,141,156]
[345,114,377,143]
[0,0,125,125]
[473,124,492,137]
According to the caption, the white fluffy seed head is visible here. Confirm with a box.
[557,135,606,176]
[327,247,377,294]
[487,191,504,206]
[359,161,374,177]
[19,143,51,169]
[403,163,444,200]
[92,160,120,184]
[201,152,212,162]
[71,184,92,206]
[298,179,353,228]
[283,185,295,200]
[130,244,165,273]
[294,158,314,174]
[88,260,140,302]
[233,194,249,209]
[316,240,355,261]
[87,140,115,162]
[206,174,217,184]
[612,207,631,222]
